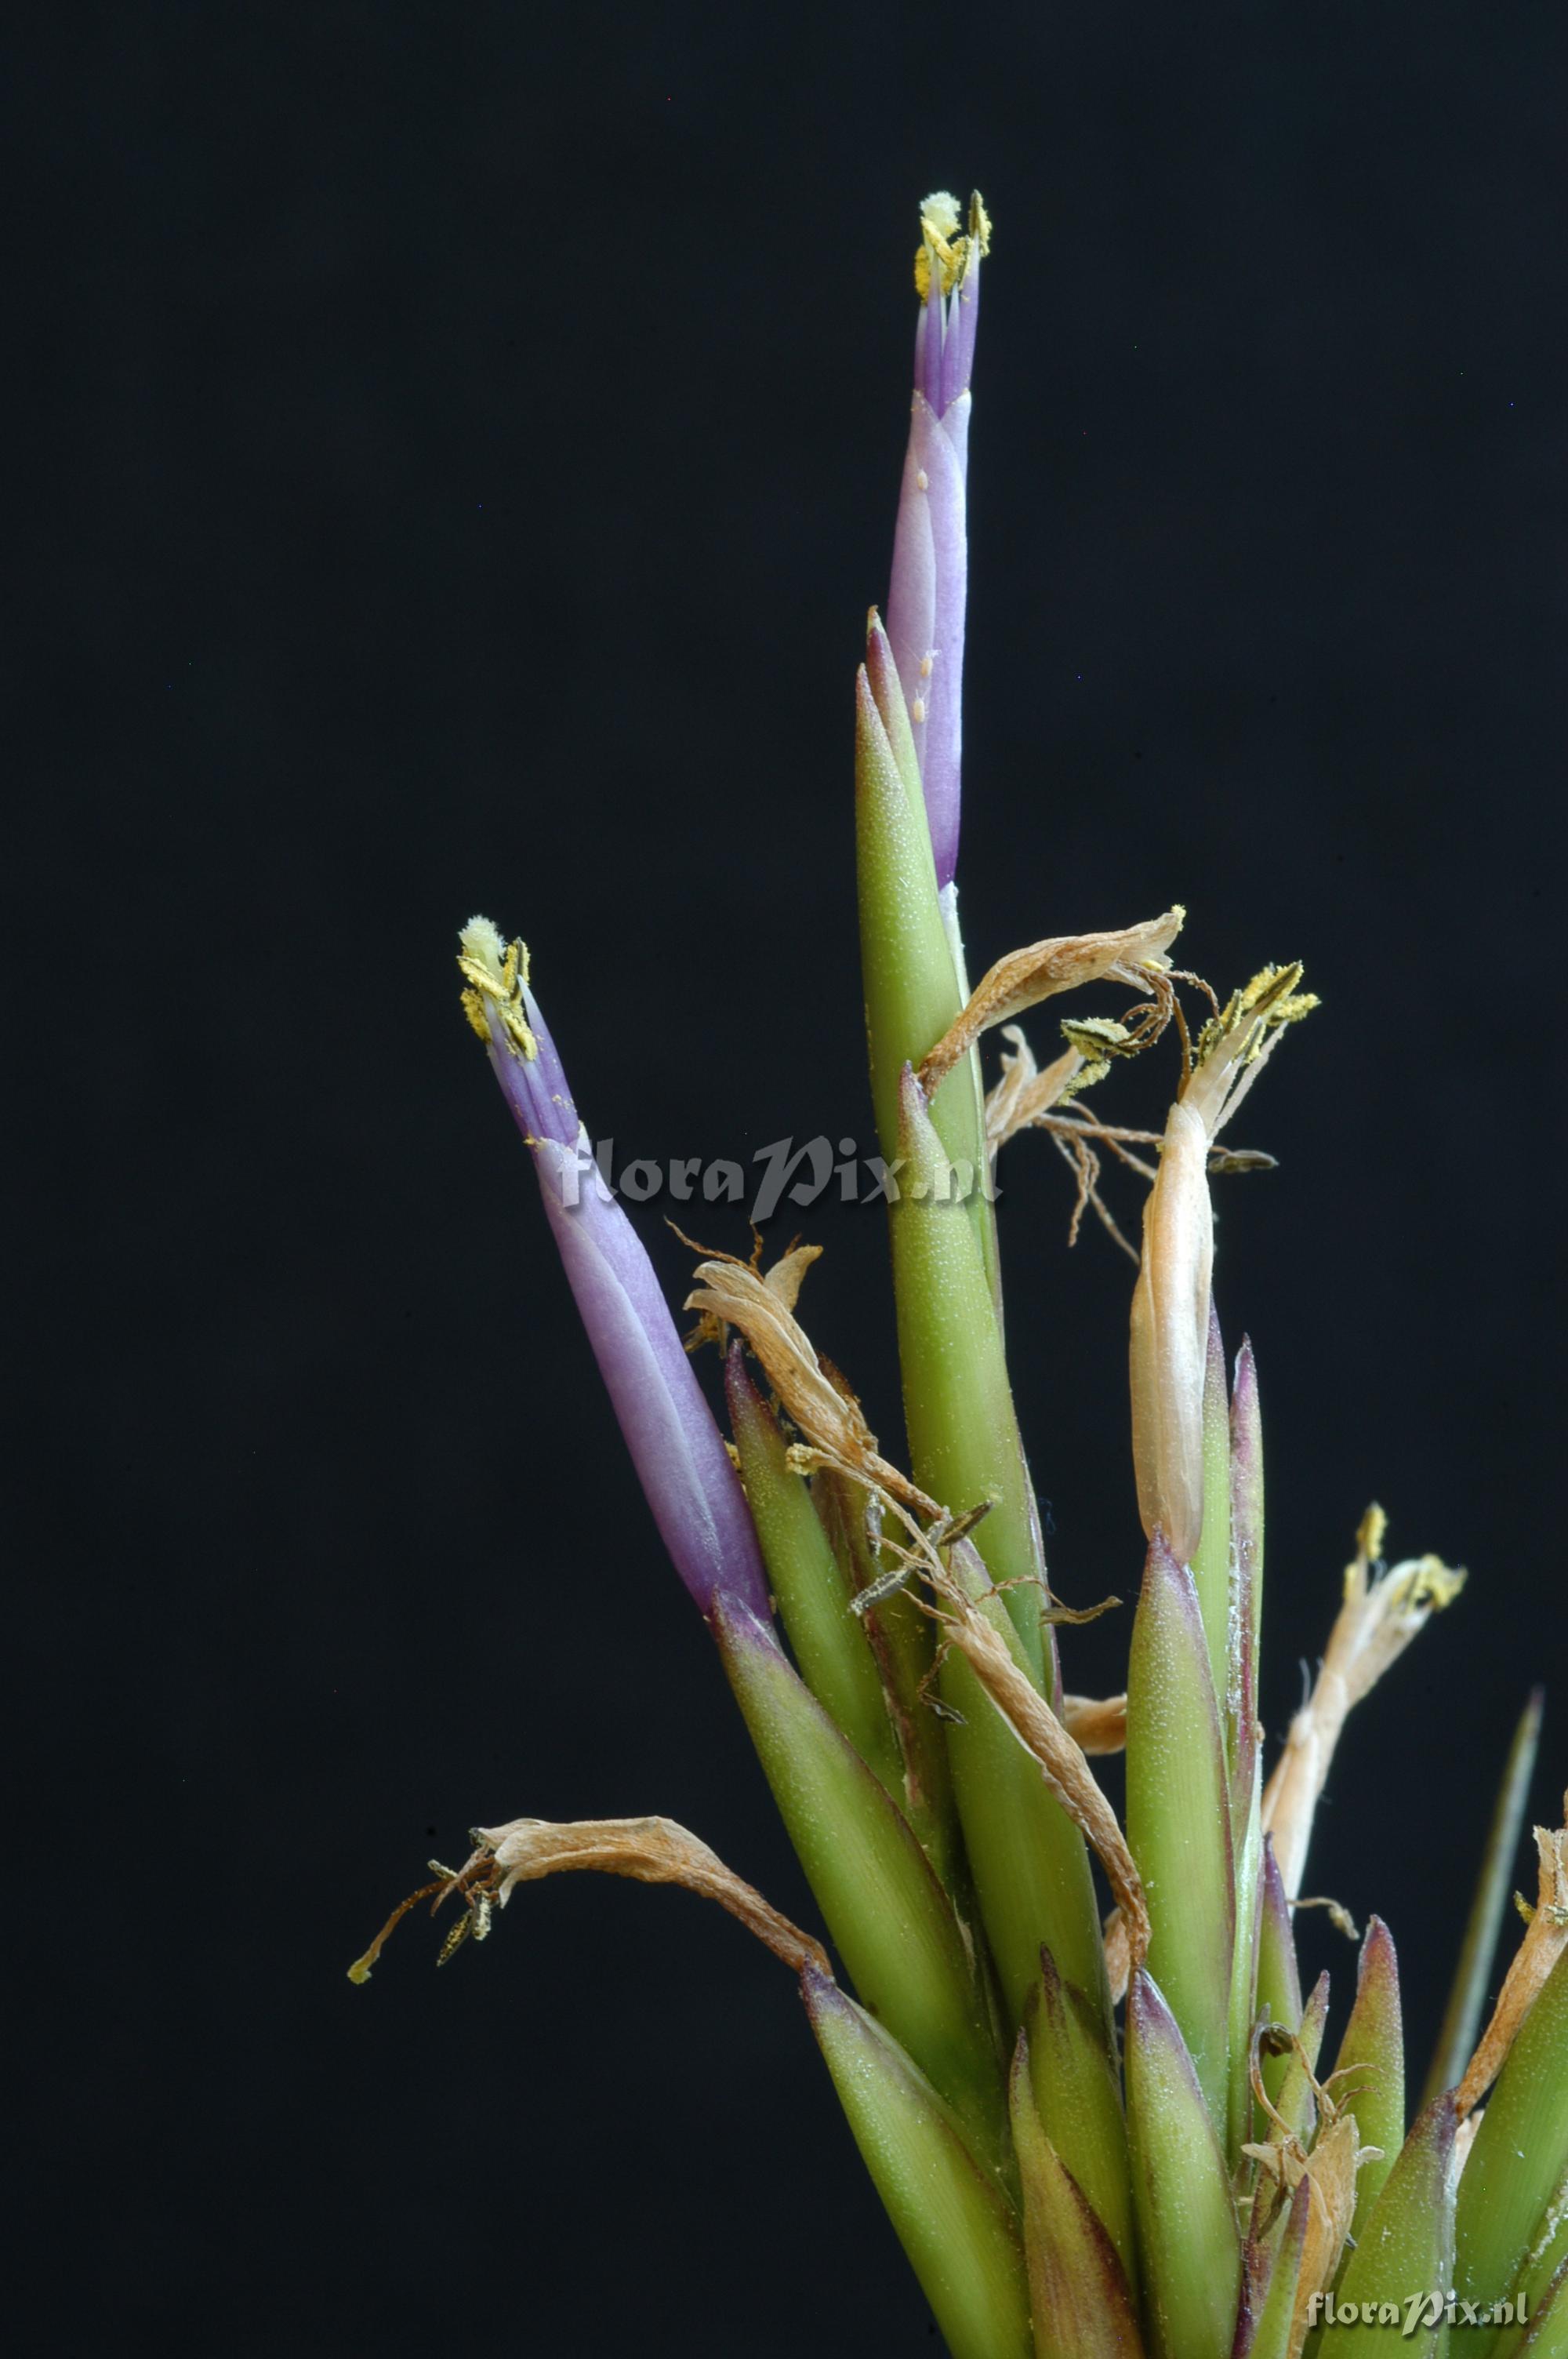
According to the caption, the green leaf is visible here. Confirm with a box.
[1330,1917,1406,2249]
[1124,1968,1243,2359]
[1126,1533,1236,2132]
[938,1542,1112,2036]
[1024,1946,1137,2287]
[1457,1945,1568,2339]
[804,1967,1033,2359]
[1316,2095,1456,2356]
[1483,2163,1568,2359]
[725,1348,904,1797]
[811,1462,963,1887]
[1241,2175,1312,2359]
[1224,1343,1265,2168]
[1189,1299,1232,1721]
[1226,1770,1263,2168]
[1228,1337,1264,1805]
[1256,1837,1303,2117]
[1420,1689,1545,2111]
[1010,2030,1145,2359]
[713,1598,1007,2171]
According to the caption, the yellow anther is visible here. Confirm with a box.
[457,915,538,1062]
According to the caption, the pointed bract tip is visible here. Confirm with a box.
[1359,1914,1399,1976]
[799,1956,843,2015]
[1127,1962,1167,2034]
[723,1332,759,1412]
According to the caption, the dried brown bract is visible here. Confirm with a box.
[1454,1802,1568,2117]
[349,1815,829,1984]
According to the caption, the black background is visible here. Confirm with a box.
[17,5,1567,2351]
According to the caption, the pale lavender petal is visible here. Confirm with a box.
[942,386,971,482]
[481,991,578,1149]
[938,282,964,416]
[943,238,982,423]
[914,398,967,889]
[520,986,577,1136]
[912,296,933,415]
[916,280,946,410]
[530,1136,771,1623]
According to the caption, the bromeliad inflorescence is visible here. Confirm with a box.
[354,194,1567,2359]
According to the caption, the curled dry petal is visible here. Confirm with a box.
[983,1025,1083,1155]
[684,1252,939,1520]
[1061,1694,1128,1756]
[762,1241,822,1311]
[1261,1507,1466,1898]
[919,909,1185,1096]
[470,1814,831,1977]
[1453,2108,1485,2176]
[1290,2112,1377,2355]
[1102,1908,1132,2005]
[1454,1804,1568,2118]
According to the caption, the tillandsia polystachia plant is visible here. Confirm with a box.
[352,194,1568,2359]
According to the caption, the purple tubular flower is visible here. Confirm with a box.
[458,918,771,1627]
[886,191,988,892]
